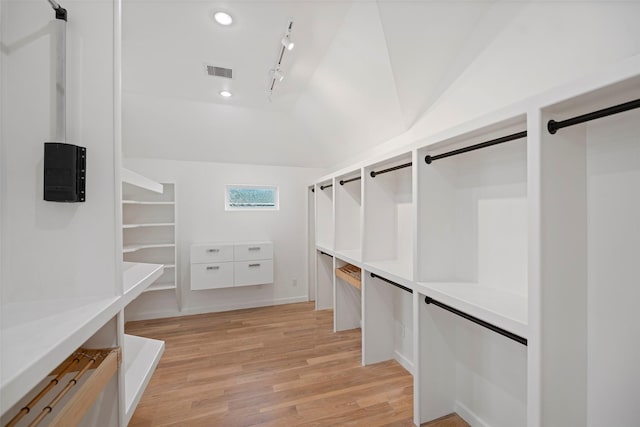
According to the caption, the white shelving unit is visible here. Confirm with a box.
[122,177,177,295]
[538,74,640,427]
[363,152,414,282]
[308,58,640,426]
[120,169,171,423]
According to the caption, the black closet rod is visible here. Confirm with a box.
[320,251,333,258]
[320,184,333,190]
[548,98,640,134]
[340,176,361,185]
[370,162,412,178]
[424,296,527,346]
[424,130,527,165]
[370,273,413,294]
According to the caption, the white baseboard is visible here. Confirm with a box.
[125,296,309,322]
[394,349,415,375]
[455,401,490,427]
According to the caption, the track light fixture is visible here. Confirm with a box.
[268,20,294,96]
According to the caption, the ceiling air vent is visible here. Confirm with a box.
[206,65,233,79]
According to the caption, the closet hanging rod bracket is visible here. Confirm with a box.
[47,0,67,20]
[424,130,527,165]
[370,162,412,178]
[424,296,527,346]
[547,98,640,134]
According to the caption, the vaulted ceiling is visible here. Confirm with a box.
[122,0,640,168]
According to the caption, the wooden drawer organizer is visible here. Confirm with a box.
[336,264,361,290]
[5,347,120,427]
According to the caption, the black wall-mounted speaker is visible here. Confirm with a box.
[44,142,86,202]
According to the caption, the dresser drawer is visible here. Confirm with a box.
[234,242,273,261]
[234,260,273,286]
[190,262,234,290]
[191,243,234,264]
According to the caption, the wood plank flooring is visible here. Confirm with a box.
[125,302,466,426]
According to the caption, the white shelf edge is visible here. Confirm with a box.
[414,281,528,339]
[363,259,414,289]
[122,262,164,307]
[333,249,363,268]
[123,243,175,253]
[122,200,174,205]
[123,223,175,229]
[124,334,165,425]
[143,283,177,293]
[0,296,122,412]
[121,168,164,194]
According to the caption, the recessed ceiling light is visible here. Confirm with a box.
[219,90,232,98]
[213,11,233,26]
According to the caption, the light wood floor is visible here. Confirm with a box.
[125,302,467,427]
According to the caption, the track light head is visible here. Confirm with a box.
[281,36,294,51]
[273,69,284,82]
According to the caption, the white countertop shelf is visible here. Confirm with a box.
[124,334,165,425]
[123,243,175,254]
[333,249,362,267]
[123,223,175,229]
[0,295,121,412]
[121,168,164,194]
[122,262,164,307]
[414,282,528,339]
[363,259,414,288]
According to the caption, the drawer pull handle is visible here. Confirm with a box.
[206,266,220,270]
[207,249,220,253]
[248,247,261,251]
[248,263,261,268]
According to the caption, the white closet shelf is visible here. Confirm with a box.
[144,282,177,292]
[121,168,163,194]
[414,282,528,339]
[122,262,164,307]
[364,259,414,287]
[315,244,334,255]
[0,296,121,412]
[122,200,174,205]
[333,249,362,267]
[124,334,164,425]
[123,243,175,253]
[122,223,175,229]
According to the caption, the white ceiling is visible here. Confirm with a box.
[122,0,640,169]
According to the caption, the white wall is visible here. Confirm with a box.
[1,0,117,306]
[122,158,324,320]
[333,0,640,169]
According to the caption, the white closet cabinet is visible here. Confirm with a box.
[190,242,273,290]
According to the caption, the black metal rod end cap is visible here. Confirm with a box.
[547,120,558,134]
